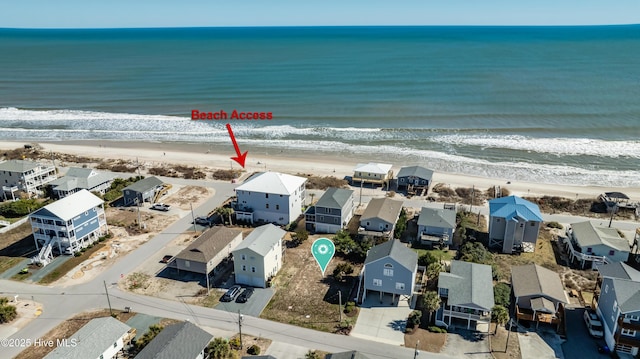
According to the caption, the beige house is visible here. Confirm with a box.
[352,162,393,187]
[232,224,285,288]
[359,198,403,240]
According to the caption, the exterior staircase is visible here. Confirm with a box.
[33,238,54,266]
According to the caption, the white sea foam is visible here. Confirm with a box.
[2,107,639,186]
[432,134,640,158]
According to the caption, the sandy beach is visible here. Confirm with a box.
[1,139,639,201]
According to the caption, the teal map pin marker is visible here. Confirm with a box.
[311,237,335,276]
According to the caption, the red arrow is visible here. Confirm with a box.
[226,123,248,168]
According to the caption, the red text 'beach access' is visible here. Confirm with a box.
[192,109,273,120]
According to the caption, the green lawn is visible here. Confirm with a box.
[0,256,24,275]
[412,248,454,262]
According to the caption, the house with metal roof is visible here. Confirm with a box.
[135,321,213,359]
[232,224,286,288]
[305,187,355,234]
[48,167,115,198]
[488,195,543,254]
[359,239,418,303]
[0,159,57,199]
[29,189,107,266]
[512,264,567,329]
[564,221,630,269]
[234,172,307,226]
[122,176,164,206]
[396,165,433,194]
[352,162,393,187]
[359,198,403,240]
[593,262,640,356]
[170,227,242,288]
[417,207,456,247]
[436,260,494,331]
[44,317,133,359]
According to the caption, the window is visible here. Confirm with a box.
[184,260,190,268]
[276,205,280,210]
[265,193,269,198]
[373,278,382,287]
[496,218,501,222]
[266,204,269,209]
[366,222,370,226]
[242,265,246,271]
[604,284,608,293]
[613,300,618,313]
[625,314,640,322]
[241,254,246,260]
[530,222,536,226]
[621,328,636,336]
[385,224,389,228]
[251,267,256,273]
[587,247,593,253]
[384,268,393,276]
[84,211,88,215]
[396,282,405,290]
[609,250,615,256]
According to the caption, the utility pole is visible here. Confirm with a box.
[470,185,475,213]
[338,290,342,322]
[190,203,197,233]
[238,311,244,350]
[608,204,617,228]
[505,319,513,352]
[359,180,363,206]
[104,280,113,317]
[414,340,420,359]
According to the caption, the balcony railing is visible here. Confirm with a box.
[618,317,640,331]
[443,308,491,323]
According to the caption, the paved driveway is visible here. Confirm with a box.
[350,293,412,346]
[518,328,565,359]
[440,328,492,358]
[561,306,609,359]
[214,287,275,317]
[265,341,311,359]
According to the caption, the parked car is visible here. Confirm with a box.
[221,285,242,302]
[194,216,213,226]
[584,309,604,338]
[236,288,254,303]
[151,203,171,211]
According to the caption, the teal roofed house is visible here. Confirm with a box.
[488,195,543,254]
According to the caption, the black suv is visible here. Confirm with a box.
[221,285,242,302]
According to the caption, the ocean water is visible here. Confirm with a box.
[0,26,639,186]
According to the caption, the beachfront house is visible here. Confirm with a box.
[512,264,567,329]
[488,195,543,254]
[48,167,114,198]
[417,207,456,247]
[44,317,134,359]
[593,262,640,356]
[352,162,393,187]
[234,171,307,226]
[121,176,165,206]
[396,165,433,194]
[359,197,403,240]
[0,159,57,200]
[170,227,242,287]
[136,321,213,359]
[232,223,286,288]
[563,221,630,269]
[359,239,418,304]
[305,187,355,234]
[29,189,107,266]
[436,260,494,332]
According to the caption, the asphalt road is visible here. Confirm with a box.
[561,306,609,359]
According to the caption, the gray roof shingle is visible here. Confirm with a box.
[571,221,630,252]
[364,239,418,273]
[396,166,434,180]
[49,167,114,192]
[598,262,640,281]
[174,227,242,263]
[611,278,640,314]
[360,198,403,224]
[417,207,456,229]
[315,187,354,209]
[0,159,41,173]
[438,260,495,311]
[122,176,163,194]
[511,264,567,304]
[233,223,286,257]
[135,321,213,359]
[44,317,131,359]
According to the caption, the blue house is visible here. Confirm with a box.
[359,239,418,304]
[594,262,640,356]
[29,189,107,266]
[417,207,456,247]
[488,195,543,254]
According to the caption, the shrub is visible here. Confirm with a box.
[494,283,511,307]
[418,252,438,266]
[73,252,82,257]
[546,221,563,229]
[206,337,231,359]
[407,310,422,329]
[386,191,396,198]
[458,241,492,264]
[428,326,447,333]
[292,229,309,246]
[0,199,44,218]
[135,324,163,351]
[247,344,261,355]
[344,301,356,314]
[0,298,17,323]
[333,230,357,255]
[394,208,408,239]
[306,351,322,359]
[332,263,354,281]
[229,337,241,349]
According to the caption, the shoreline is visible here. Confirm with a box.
[1,139,639,201]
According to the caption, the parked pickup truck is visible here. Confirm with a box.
[150,203,171,211]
